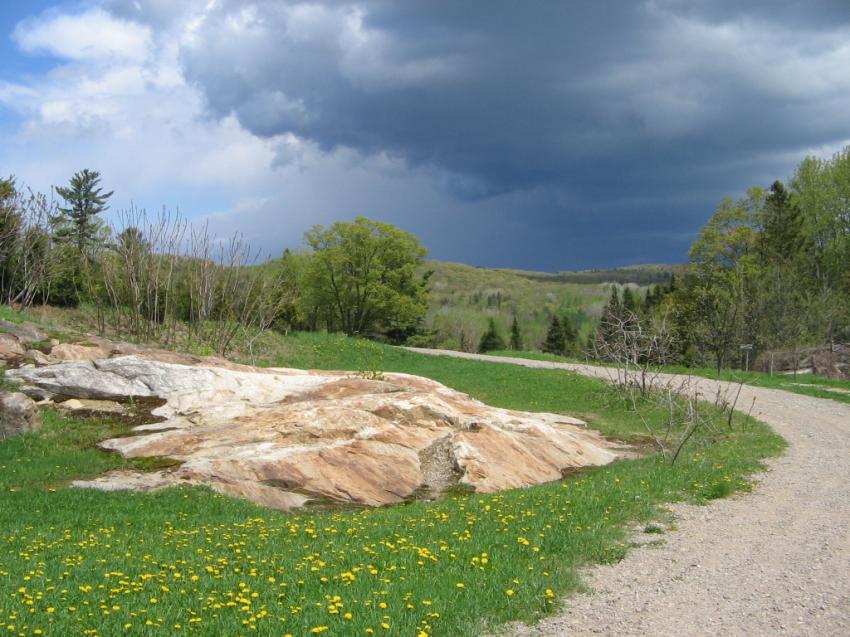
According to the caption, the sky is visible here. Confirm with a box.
[1,1,849,271]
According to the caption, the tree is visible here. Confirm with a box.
[0,178,23,297]
[598,288,622,344]
[478,317,506,353]
[541,315,565,355]
[54,169,113,257]
[791,151,850,343]
[561,315,577,355]
[304,217,429,340]
[758,181,805,266]
[115,226,149,253]
[676,192,761,371]
[509,314,523,350]
[622,287,638,316]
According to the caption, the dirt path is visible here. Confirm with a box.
[405,348,850,637]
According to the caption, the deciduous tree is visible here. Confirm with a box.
[304,217,429,340]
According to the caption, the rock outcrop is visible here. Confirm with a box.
[7,354,620,510]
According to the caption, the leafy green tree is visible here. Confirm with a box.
[541,315,565,355]
[509,314,523,350]
[677,192,761,371]
[304,216,429,340]
[478,317,506,353]
[0,178,22,296]
[54,169,113,257]
[791,149,850,342]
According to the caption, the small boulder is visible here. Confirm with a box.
[0,392,42,438]
[0,333,25,362]
[59,398,126,414]
[48,342,114,363]
[26,349,50,365]
[0,319,48,343]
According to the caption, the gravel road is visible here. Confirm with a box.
[405,348,850,637]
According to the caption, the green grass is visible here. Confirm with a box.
[0,305,32,324]
[486,350,584,364]
[657,365,850,405]
[484,348,850,406]
[0,332,785,636]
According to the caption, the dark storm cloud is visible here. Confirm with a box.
[129,0,850,267]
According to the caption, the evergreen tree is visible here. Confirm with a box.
[599,288,621,343]
[541,315,565,354]
[509,314,523,350]
[561,315,577,355]
[478,317,506,353]
[54,169,113,257]
[643,285,658,312]
[622,287,638,315]
[605,288,621,317]
[758,180,805,265]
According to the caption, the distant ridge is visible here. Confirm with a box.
[498,264,678,286]
[431,261,680,286]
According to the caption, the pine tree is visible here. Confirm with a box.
[605,288,621,317]
[509,314,523,350]
[643,285,657,312]
[54,169,113,257]
[758,180,805,265]
[561,315,577,355]
[622,287,638,315]
[541,315,565,354]
[599,288,621,343]
[478,317,506,353]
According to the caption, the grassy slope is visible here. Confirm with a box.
[422,262,670,352]
[0,330,784,636]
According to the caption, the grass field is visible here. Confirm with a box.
[486,349,850,406]
[1,330,785,636]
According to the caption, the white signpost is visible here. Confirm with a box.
[740,343,753,372]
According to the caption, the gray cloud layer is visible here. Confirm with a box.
[112,0,850,268]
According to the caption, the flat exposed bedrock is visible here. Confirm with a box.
[7,354,620,510]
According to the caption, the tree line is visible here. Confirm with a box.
[4,144,848,367]
[0,171,430,355]
[592,147,850,373]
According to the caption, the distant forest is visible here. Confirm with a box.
[505,265,675,286]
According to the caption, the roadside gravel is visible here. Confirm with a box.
[405,348,850,637]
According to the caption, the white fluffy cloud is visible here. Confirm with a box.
[1,6,280,216]
[13,8,152,62]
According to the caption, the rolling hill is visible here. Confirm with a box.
[419,261,678,352]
